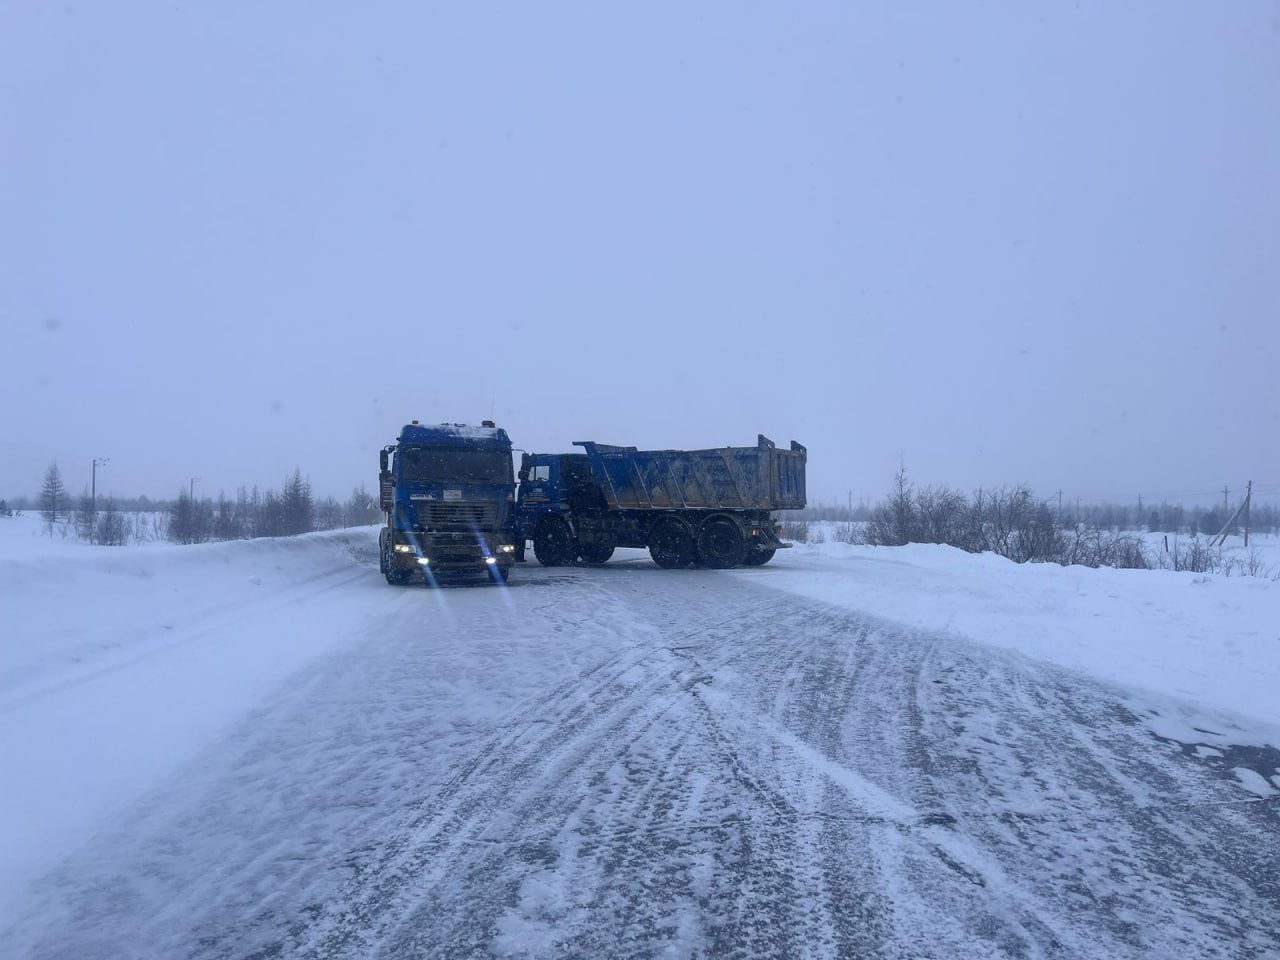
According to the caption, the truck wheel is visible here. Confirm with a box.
[742,548,776,566]
[382,534,411,583]
[580,544,614,565]
[649,519,694,569]
[534,519,575,566]
[698,517,747,568]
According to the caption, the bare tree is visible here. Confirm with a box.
[95,499,127,546]
[74,486,97,542]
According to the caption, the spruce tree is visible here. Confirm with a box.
[40,462,66,534]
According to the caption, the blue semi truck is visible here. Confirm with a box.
[378,421,518,584]
[515,435,807,569]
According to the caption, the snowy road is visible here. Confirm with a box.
[6,545,1279,959]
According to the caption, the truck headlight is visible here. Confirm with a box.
[497,544,516,553]
[394,544,414,554]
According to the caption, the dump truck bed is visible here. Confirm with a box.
[574,435,806,512]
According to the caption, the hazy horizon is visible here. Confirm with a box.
[4,3,1277,508]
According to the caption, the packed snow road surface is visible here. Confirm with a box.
[4,537,1279,959]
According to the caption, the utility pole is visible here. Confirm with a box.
[1222,485,1230,515]
[190,477,200,501]
[1055,490,1063,517]
[91,457,109,512]
[1244,480,1253,547]
[847,489,852,518]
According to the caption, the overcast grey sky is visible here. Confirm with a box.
[3,2,1278,507]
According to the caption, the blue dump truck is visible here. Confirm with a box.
[378,421,518,584]
[516,435,807,569]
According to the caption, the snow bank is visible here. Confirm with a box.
[0,516,382,923]
[761,537,1280,747]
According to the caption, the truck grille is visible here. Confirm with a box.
[413,501,498,528]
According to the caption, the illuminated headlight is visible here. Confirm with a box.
[394,544,415,554]
[485,556,498,565]
[417,557,430,565]
[496,544,516,553]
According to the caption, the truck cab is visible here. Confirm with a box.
[379,421,517,584]
[516,453,617,565]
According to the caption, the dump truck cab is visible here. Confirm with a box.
[517,452,620,565]
[379,421,517,584]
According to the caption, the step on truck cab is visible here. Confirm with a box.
[516,435,806,569]
[378,420,517,584]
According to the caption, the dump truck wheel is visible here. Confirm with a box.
[742,548,776,567]
[385,565,412,585]
[698,517,747,568]
[534,518,575,566]
[649,519,694,569]
[580,544,615,565]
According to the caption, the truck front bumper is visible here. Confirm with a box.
[391,532,516,572]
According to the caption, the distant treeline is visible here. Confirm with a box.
[11,461,379,546]
[785,469,1278,577]
[793,490,1279,537]
[167,470,379,544]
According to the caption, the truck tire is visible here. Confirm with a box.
[382,534,412,583]
[697,516,747,568]
[579,544,615,565]
[742,548,777,566]
[534,518,576,566]
[649,519,695,569]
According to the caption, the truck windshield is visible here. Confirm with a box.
[396,446,512,484]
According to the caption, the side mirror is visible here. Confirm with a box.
[517,468,529,482]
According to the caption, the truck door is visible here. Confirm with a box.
[518,457,555,508]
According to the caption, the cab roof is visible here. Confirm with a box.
[397,422,511,448]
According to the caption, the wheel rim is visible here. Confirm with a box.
[535,520,574,566]
[698,518,745,568]
[650,521,693,568]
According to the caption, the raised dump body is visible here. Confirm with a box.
[516,435,807,570]
[576,435,807,512]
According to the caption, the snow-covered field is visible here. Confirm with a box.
[2,512,1277,958]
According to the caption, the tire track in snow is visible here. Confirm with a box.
[297,584,790,958]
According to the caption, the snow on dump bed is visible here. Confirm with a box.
[764,534,1280,748]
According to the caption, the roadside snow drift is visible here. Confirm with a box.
[0,516,382,921]
[770,535,1280,748]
